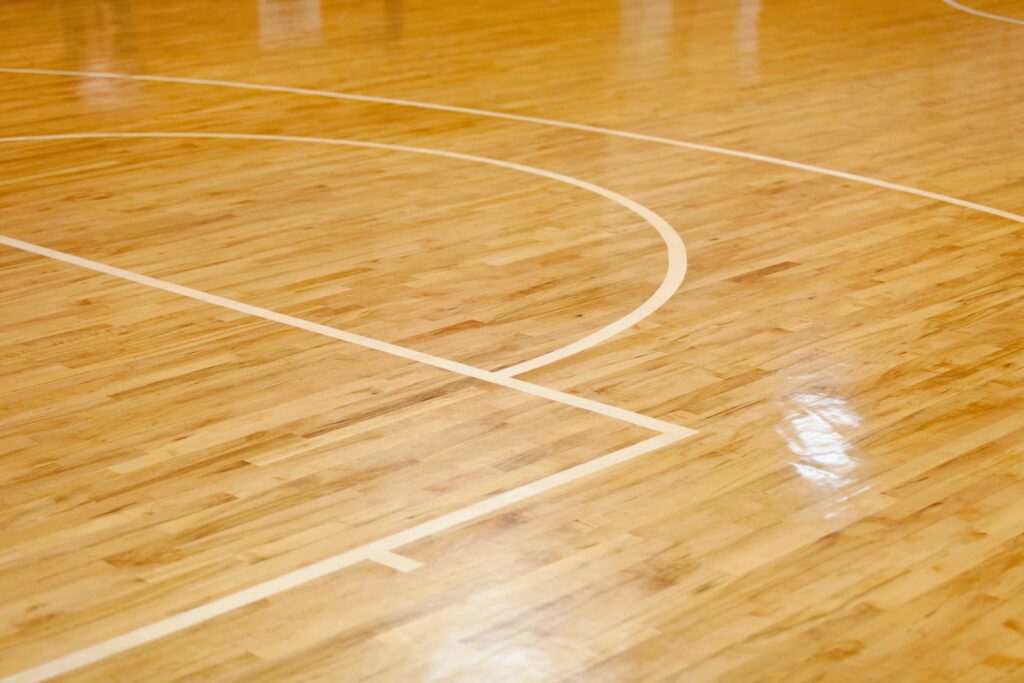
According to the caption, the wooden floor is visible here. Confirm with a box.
[1,0,1022,681]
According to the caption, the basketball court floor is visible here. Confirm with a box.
[0,0,1022,680]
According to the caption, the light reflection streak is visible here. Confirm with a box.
[778,393,861,492]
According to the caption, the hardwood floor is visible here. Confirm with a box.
[0,0,1021,681]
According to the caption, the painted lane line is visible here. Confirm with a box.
[1,67,1021,229]
[0,432,689,683]
[942,0,1024,25]
[369,551,424,572]
[0,130,686,379]
[0,233,693,438]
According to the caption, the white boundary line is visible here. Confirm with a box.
[1,432,689,683]
[369,550,424,573]
[0,129,695,681]
[0,130,687,379]
[0,67,1020,227]
[942,0,1024,25]
[4,60,1018,680]
[0,131,695,678]
[0,233,693,438]
[0,211,693,680]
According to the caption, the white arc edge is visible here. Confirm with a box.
[0,131,694,681]
[0,67,1020,228]
[0,130,687,378]
[1,56,1019,680]
[942,0,1024,25]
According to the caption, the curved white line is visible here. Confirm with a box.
[942,0,1024,25]
[3,68,1022,379]
[1,67,1021,228]
[0,131,686,377]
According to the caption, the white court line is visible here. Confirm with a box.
[7,59,1017,680]
[0,130,687,379]
[0,134,693,680]
[369,550,424,572]
[0,432,689,683]
[1,66,1020,232]
[942,0,1024,25]
[0,232,693,438]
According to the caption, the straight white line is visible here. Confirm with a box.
[0,234,694,438]
[942,0,1024,25]
[1,67,1020,226]
[0,47,1015,683]
[369,550,424,572]
[0,432,689,683]
[0,131,687,379]
[0,65,704,683]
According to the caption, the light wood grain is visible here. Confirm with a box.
[0,0,1022,680]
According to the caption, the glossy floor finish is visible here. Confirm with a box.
[0,0,1022,681]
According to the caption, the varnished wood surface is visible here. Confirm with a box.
[0,0,1022,680]
[0,249,650,675]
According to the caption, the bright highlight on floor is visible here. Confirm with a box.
[1,1,1022,681]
